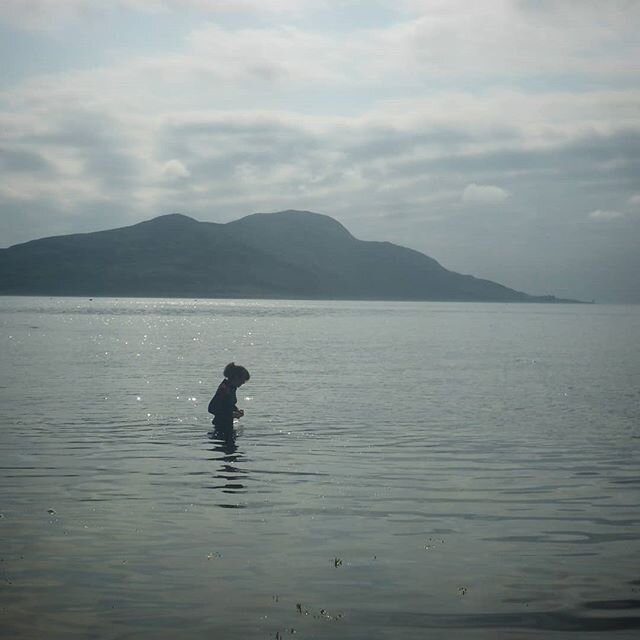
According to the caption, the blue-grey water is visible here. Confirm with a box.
[1,297,639,639]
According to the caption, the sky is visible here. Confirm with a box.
[1,0,639,303]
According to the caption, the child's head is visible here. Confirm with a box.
[224,362,250,387]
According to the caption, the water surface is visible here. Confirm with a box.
[1,297,639,639]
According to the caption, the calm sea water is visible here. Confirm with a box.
[1,297,639,639]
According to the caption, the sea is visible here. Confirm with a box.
[1,296,639,640]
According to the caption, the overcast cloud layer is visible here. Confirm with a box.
[1,0,639,302]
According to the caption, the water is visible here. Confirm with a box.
[1,297,639,639]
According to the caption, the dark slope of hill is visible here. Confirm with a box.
[0,210,574,301]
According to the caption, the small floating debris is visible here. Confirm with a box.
[314,608,342,621]
[425,537,445,550]
[295,601,343,621]
[457,586,468,596]
[47,509,56,515]
[333,557,342,567]
[207,552,222,560]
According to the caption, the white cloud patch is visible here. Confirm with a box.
[462,183,509,205]
[588,209,625,221]
[162,159,190,180]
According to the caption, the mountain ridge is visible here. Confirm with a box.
[0,210,581,302]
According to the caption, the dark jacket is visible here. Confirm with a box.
[208,379,238,428]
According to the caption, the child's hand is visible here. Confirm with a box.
[233,409,244,418]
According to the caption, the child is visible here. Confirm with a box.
[208,362,250,432]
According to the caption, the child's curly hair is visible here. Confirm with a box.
[223,362,250,382]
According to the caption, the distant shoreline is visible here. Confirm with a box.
[0,292,590,304]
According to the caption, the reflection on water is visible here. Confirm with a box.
[208,426,248,508]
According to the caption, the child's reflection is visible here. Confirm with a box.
[208,428,247,507]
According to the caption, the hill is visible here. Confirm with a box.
[0,210,575,301]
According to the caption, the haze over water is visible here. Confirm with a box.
[1,297,639,639]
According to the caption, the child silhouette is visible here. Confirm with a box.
[208,362,250,433]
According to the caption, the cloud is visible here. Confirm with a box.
[629,194,640,206]
[588,209,625,221]
[0,147,52,173]
[4,2,639,86]
[162,159,190,180]
[0,0,322,30]
[462,183,509,205]
[2,87,639,227]
[0,106,144,214]
[395,0,640,81]
[184,24,366,85]
[0,0,89,30]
